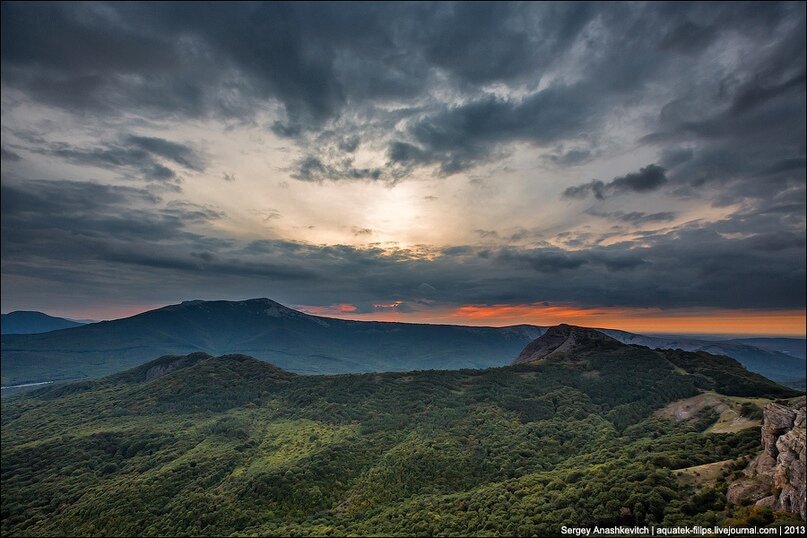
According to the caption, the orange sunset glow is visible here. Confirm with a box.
[297,303,807,336]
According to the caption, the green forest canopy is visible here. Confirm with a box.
[1,343,802,536]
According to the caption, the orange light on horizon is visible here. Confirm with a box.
[36,300,806,337]
[296,303,359,316]
[310,302,807,337]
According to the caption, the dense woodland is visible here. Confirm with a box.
[1,344,802,536]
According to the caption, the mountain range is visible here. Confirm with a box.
[0,299,542,387]
[1,311,86,335]
[596,329,806,388]
[1,298,804,388]
[2,326,801,536]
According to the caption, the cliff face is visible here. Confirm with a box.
[769,399,806,518]
[512,324,621,365]
[727,396,806,519]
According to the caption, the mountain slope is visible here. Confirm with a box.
[0,298,543,386]
[513,326,796,399]
[726,337,806,360]
[601,329,806,387]
[3,299,804,388]
[2,335,801,536]
[513,324,622,364]
[1,311,85,335]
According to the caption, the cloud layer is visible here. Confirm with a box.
[1,1,804,322]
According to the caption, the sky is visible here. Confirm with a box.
[1,2,805,336]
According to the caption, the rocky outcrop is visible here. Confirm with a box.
[770,399,806,518]
[727,396,806,519]
[512,324,622,365]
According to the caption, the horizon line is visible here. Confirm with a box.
[3,298,806,339]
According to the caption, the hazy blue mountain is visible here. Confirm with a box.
[600,329,805,388]
[726,337,806,361]
[0,298,544,386]
[2,299,803,389]
[1,311,86,335]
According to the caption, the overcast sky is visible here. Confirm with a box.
[1,2,805,335]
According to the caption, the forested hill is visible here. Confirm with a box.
[2,332,800,536]
[514,325,795,399]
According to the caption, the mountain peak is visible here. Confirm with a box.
[512,324,622,365]
[1,310,86,335]
[177,297,285,307]
[163,298,300,317]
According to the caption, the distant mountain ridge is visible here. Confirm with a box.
[1,298,803,388]
[726,338,806,360]
[599,329,806,388]
[1,311,86,335]
[0,298,543,386]
[513,325,798,399]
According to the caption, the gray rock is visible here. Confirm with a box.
[728,396,806,520]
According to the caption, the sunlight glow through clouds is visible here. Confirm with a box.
[2,2,803,334]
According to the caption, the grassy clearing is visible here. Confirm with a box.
[675,459,734,487]
[656,391,772,433]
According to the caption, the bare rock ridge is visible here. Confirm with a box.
[727,396,806,519]
[512,324,622,365]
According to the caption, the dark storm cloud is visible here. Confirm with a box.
[125,136,205,172]
[1,147,21,161]
[338,136,361,154]
[659,20,719,54]
[1,180,159,216]
[641,10,805,207]
[0,2,636,133]
[563,165,668,200]
[497,246,650,274]
[420,2,588,85]
[3,2,803,184]
[544,147,595,167]
[379,3,799,177]
[1,180,195,246]
[1,180,311,285]
[388,84,602,175]
[24,136,205,181]
[292,155,383,182]
[586,209,678,225]
[45,144,178,181]
[1,177,804,310]
[2,2,429,123]
[1,2,804,314]
[498,248,589,273]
